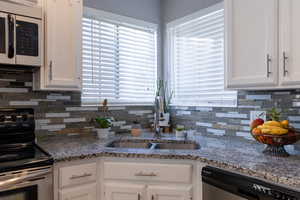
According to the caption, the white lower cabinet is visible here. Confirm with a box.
[147,185,192,200]
[104,184,191,200]
[53,160,99,200]
[54,158,205,200]
[102,160,197,200]
[104,183,146,200]
[59,183,97,200]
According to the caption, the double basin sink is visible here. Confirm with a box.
[105,139,200,150]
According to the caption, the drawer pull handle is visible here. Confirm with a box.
[266,54,272,78]
[283,52,288,76]
[134,172,157,177]
[70,173,92,180]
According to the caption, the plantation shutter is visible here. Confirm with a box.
[168,6,237,107]
[82,12,157,105]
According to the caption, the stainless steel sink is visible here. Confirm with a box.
[106,140,152,149]
[154,142,200,150]
[105,139,200,150]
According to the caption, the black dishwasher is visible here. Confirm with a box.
[202,166,300,200]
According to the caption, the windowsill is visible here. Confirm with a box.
[81,103,154,107]
[170,104,238,108]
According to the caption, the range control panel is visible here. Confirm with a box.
[0,108,34,130]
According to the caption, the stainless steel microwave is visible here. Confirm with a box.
[0,1,42,66]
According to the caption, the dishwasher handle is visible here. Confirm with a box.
[202,166,260,200]
[202,166,300,200]
[238,189,259,200]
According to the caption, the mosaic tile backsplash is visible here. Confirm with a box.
[0,68,153,138]
[2,67,300,146]
[170,90,300,142]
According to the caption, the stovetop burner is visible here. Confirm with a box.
[0,147,35,162]
[0,144,53,173]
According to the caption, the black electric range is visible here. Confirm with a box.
[0,108,53,173]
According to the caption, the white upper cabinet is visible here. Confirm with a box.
[279,0,300,87]
[225,0,278,89]
[34,0,82,91]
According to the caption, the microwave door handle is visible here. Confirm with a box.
[7,14,14,59]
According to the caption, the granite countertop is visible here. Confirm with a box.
[38,132,300,190]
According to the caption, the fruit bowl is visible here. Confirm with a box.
[251,131,300,157]
[251,109,300,157]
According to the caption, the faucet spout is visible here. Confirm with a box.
[154,96,162,138]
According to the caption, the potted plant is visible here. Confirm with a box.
[95,117,112,139]
[175,126,186,138]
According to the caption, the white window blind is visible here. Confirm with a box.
[82,9,157,105]
[168,3,237,107]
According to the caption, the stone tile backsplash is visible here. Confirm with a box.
[0,68,153,138]
[2,68,300,146]
[170,90,300,142]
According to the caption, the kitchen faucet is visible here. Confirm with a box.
[154,96,162,138]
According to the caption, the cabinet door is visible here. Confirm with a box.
[59,183,97,200]
[147,185,192,200]
[44,0,82,91]
[225,0,278,89]
[104,183,146,200]
[279,0,300,87]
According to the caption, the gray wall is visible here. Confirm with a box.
[84,0,161,24]
[161,0,222,23]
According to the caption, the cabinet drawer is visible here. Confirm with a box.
[104,162,192,183]
[59,163,97,188]
[59,183,97,200]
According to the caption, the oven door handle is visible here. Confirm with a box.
[0,168,51,189]
[7,14,14,59]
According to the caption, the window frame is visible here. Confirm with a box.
[166,2,237,108]
[82,7,159,106]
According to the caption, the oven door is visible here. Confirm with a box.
[0,167,52,200]
[15,15,41,66]
[0,185,38,200]
[0,12,15,65]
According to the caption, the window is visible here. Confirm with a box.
[167,3,237,107]
[82,8,158,105]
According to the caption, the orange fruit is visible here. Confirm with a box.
[252,128,262,135]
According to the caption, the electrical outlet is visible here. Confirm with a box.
[250,111,267,123]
